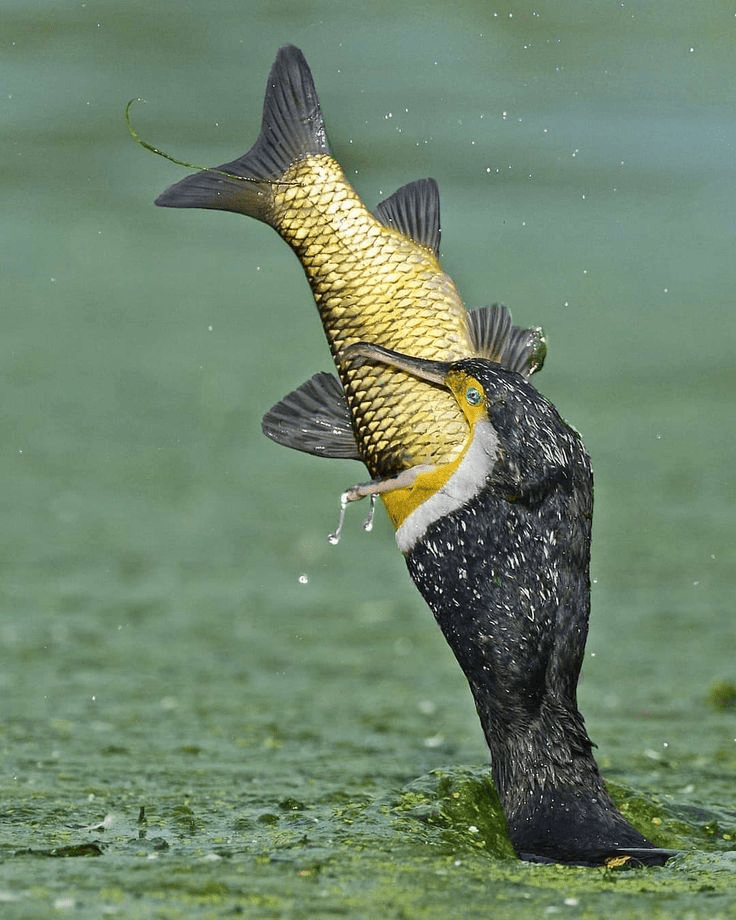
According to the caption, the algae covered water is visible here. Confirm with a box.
[2,1,735,917]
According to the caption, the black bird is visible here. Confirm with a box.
[340,341,675,867]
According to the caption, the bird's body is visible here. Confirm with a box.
[152,45,674,867]
[375,352,657,864]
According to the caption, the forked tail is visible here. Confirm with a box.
[154,45,329,222]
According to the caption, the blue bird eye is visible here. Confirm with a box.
[465,386,482,406]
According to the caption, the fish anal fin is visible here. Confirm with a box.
[468,304,547,378]
[262,372,361,460]
[373,178,441,257]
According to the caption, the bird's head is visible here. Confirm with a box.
[344,343,588,511]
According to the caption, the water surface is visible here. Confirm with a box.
[2,1,735,917]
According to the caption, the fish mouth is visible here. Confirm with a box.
[344,342,451,387]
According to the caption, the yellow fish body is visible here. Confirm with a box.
[270,156,473,479]
[155,45,545,528]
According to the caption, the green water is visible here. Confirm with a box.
[2,1,735,917]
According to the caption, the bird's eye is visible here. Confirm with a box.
[465,386,482,406]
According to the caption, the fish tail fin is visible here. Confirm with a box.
[155,45,328,222]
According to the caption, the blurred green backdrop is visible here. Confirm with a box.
[2,1,735,917]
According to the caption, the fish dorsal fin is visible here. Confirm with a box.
[374,178,441,257]
[468,304,547,378]
[156,45,329,219]
[262,372,362,460]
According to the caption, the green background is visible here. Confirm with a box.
[2,1,735,917]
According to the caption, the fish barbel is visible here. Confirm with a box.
[155,45,545,528]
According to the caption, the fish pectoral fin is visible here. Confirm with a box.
[262,373,362,460]
[328,464,436,545]
[467,304,547,378]
[373,178,441,257]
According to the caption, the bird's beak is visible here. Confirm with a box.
[343,342,450,387]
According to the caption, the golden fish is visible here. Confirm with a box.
[154,45,545,529]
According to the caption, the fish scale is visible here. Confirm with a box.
[269,155,473,477]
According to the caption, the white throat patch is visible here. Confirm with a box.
[395,419,499,554]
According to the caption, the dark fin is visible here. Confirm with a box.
[467,304,547,378]
[374,178,441,257]
[262,372,361,460]
[155,45,329,222]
